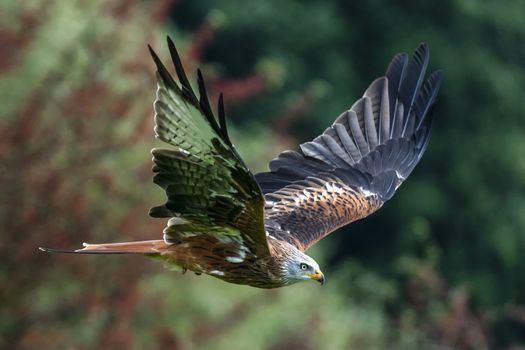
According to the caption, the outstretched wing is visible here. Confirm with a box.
[256,44,443,252]
[149,37,269,257]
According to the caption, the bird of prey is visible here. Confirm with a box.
[41,37,442,289]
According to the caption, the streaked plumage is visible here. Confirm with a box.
[41,37,442,289]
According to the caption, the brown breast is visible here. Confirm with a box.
[157,234,287,289]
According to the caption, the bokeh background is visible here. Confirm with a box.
[2,0,525,349]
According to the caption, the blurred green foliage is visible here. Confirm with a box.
[2,0,525,349]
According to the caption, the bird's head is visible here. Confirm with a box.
[281,249,325,285]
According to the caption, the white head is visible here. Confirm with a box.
[280,248,325,285]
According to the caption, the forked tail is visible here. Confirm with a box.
[39,240,169,254]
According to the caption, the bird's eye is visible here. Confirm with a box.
[300,263,308,271]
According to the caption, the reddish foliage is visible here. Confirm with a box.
[0,11,39,71]
[271,90,314,137]
[210,74,268,104]
[62,82,110,120]
[186,21,216,64]
[0,1,175,348]
[156,327,182,349]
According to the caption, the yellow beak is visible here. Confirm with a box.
[306,269,325,285]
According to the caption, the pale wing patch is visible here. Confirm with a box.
[225,256,244,263]
[225,244,248,263]
[209,270,225,276]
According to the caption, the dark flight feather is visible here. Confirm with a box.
[167,37,194,101]
[399,43,429,136]
[217,93,231,145]
[386,52,408,138]
[196,68,223,140]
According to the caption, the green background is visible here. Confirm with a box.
[2,0,525,348]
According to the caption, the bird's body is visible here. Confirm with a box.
[80,235,311,288]
[41,38,443,289]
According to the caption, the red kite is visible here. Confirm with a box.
[41,38,442,289]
